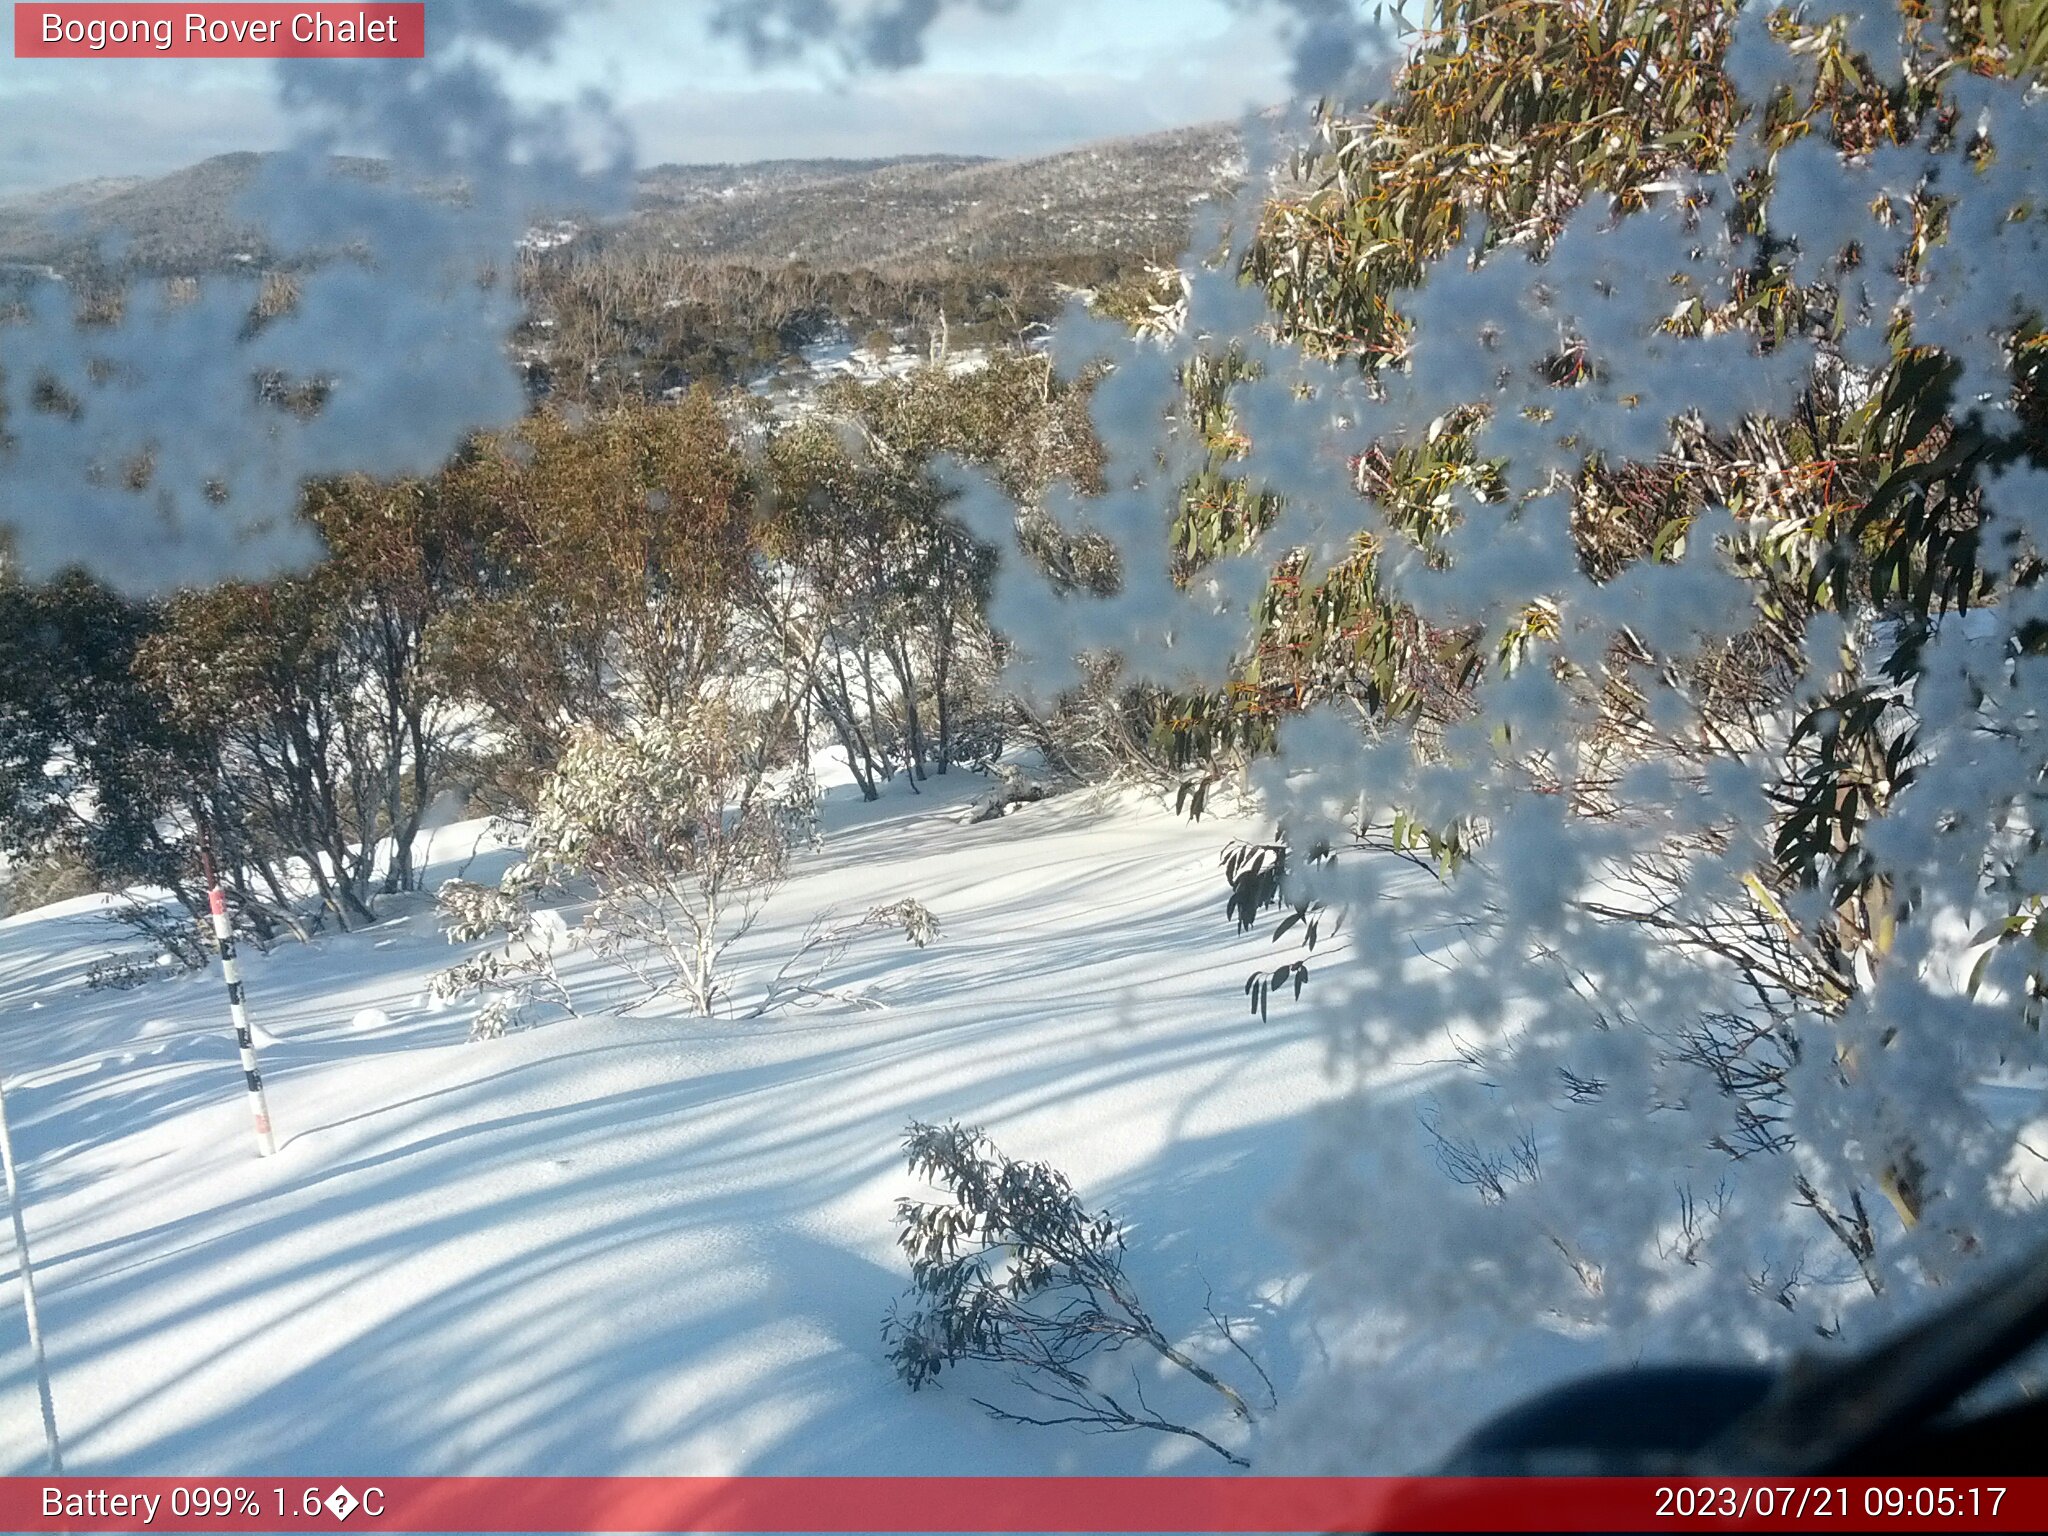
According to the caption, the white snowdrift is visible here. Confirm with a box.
[0,778,1352,1476]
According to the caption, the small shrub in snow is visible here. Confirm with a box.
[0,849,99,917]
[746,898,941,1016]
[884,1120,1269,1466]
[84,950,168,992]
[944,712,1007,768]
[522,707,811,1016]
[430,871,577,1037]
[959,767,1047,825]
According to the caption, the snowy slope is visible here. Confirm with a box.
[0,779,1352,1476]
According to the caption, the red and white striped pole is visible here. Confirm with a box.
[197,821,277,1158]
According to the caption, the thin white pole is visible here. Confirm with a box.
[0,1069,63,1473]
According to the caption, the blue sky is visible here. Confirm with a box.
[0,0,1296,197]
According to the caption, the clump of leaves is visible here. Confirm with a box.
[430,868,578,1039]
[883,1120,1271,1466]
[867,897,941,949]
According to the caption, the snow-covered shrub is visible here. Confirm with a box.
[430,871,577,1037]
[1008,656,1183,787]
[958,766,1047,825]
[941,710,1007,768]
[884,1120,1270,1466]
[745,898,942,1016]
[522,704,811,1016]
[84,951,169,992]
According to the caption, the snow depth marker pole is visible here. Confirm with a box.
[0,1069,63,1472]
[198,822,277,1157]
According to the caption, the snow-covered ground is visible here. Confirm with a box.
[0,776,1361,1476]
[737,329,1008,424]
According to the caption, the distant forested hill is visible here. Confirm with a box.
[0,124,1244,278]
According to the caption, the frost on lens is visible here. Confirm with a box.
[955,1,2048,1469]
[0,2,630,593]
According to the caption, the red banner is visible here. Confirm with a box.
[14,4,424,58]
[3,1477,2046,1532]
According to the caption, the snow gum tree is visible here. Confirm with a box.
[2,473,474,943]
[748,353,1097,802]
[130,467,479,935]
[752,421,962,800]
[0,574,212,922]
[431,391,754,795]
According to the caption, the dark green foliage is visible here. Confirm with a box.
[0,573,206,913]
[884,1120,1265,1466]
